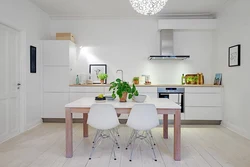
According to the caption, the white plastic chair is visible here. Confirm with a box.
[87,104,120,160]
[126,104,159,161]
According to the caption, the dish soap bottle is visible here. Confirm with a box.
[181,74,185,85]
[76,75,80,85]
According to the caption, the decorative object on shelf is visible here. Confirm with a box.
[30,46,36,73]
[56,33,75,43]
[129,0,168,16]
[185,74,202,85]
[228,44,241,67]
[98,73,108,84]
[132,77,140,85]
[142,74,151,85]
[109,78,139,102]
[181,74,185,85]
[214,73,222,85]
[89,64,107,84]
[76,75,80,85]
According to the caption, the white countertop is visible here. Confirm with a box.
[65,97,181,110]
[69,84,223,87]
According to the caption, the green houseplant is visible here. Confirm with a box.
[97,73,108,84]
[132,77,139,85]
[109,78,139,102]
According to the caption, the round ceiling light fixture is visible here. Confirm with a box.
[130,0,168,16]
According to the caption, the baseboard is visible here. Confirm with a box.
[25,119,43,131]
[221,121,250,140]
[43,118,221,125]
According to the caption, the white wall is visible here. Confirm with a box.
[216,0,250,139]
[51,19,216,84]
[0,0,50,130]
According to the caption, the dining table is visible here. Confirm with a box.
[65,97,181,161]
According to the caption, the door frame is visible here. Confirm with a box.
[0,21,27,133]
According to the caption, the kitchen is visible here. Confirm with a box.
[0,0,250,166]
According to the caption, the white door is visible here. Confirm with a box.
[0,24,20,143]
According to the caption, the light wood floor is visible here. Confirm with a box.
[0,123,250,167]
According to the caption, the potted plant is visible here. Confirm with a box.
[97,73,108,84]
[132,77,139,85]
[109,78,139,102]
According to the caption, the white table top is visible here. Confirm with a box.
[65,97,181,110]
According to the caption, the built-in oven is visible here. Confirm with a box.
[157,87,184,113]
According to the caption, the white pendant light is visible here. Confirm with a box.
[130,0,168,16]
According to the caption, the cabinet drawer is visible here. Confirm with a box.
[185,107,222,120]
[185,94,221,106]
[70,93,98,102]
[136,87,157,93]
[185,87,221,94]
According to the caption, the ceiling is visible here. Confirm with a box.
[30,0,229,18]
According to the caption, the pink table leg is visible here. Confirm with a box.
[174,110,181,161]
[66,108,73,158]
[163,114,168,139]
[83,113,88,137]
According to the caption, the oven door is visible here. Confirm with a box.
[158,93,184,113]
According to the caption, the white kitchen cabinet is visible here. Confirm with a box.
[42,40,76,119]
[184,87,223,120]
[185,107,222,120]
[185,94,222,107]
[42,40,75,66]
[70,93,98,102]
[136,87,157,93]
[43,93,69,118]
[43,66,70,92]
[185,87,221,94]
[70,87,105,93]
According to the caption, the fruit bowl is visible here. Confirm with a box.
[95,97,106,101]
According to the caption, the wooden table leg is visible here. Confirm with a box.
[174,110,181,161]
[163,114,168,139]
[83,113,88,137]
[66,108,73,158]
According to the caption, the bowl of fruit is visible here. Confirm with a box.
[95,94,106,102]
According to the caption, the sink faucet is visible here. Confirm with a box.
[116,70,123,81]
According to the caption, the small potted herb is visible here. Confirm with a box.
[109,78,139,102]
[97,73,108,84]
[132,77,140,85]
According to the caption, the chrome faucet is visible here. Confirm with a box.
[116,69,123,81]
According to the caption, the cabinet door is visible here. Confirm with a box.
[185,94,222,107]
[43,41,70,66]
[185,107,222,120]
[43,66,70,92]
[43,93,69,118]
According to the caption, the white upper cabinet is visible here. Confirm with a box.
[42,40,75,66]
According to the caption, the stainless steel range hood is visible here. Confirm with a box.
[148,30,190,60]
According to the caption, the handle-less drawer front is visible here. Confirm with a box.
[136,87,157,93]
[185,107,222,120]
[185,94,222,107]
[185,87,222,94]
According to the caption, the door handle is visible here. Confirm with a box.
[17,83,21,86]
